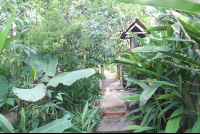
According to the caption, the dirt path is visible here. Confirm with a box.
[97,70,136,133]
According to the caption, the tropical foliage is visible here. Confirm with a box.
[113,0,200,133]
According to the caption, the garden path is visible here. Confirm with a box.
[96,70,136,133]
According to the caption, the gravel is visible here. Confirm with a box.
[97,115,135,131]
[105,107,125,112]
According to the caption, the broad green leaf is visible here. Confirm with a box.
[3,28,30,49]
[125,78,148,89]
[0,76,8,102]
[121,125,141,130]
[31,67,36,81]
[0,7,17,53]
[82,101,88,122]
[13,84,46,102]
[136,68,174,83]
[134,126,155,133]
[185,129,192,133]
[0,114,15,133]
[150,37,194,43]
[43,54,58,76]
[165,105,183,133]
[140,84,161,106]
[6,98,14,106]
[113,58,141,67]
[157,64,163,80]
[29,114,72,133]
[118,94,140,100]
[26,52,47,79]
[171,23,180,33]
[160,51,200,67]
[144,26,166,32]
[191,118,200,133]
[47,68,95,87]
[116,0,200,14]
[140,107,154,126]
[32,119,40,130]
[167,23,173,37]
[126,115,143,122]
[131,46,175,53]
[21,107,26,132]
[139,80,177,87]
[157,94,180,99]
[124,108,142,118]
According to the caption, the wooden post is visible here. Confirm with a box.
[120,64,123,84]
[99,64,102,88]
[130,37,135,49]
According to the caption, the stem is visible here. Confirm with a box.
[154,95,166,128]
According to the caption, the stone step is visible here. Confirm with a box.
[97,115,135,132]
[96,130,134,133]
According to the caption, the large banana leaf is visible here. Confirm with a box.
[0,114,15,133]
[165,105,183,133]
[116,0,200,14]
[29,114,72,133]
[26,52,47,79]
[112,58,142,67]
[0,7,16,53]
[144,26,166,32]
[47,68,96,87]
[13,84,46,102]
[140,84,161,106]
[0,76,8,102]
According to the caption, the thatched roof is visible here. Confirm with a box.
[120,18,148,39]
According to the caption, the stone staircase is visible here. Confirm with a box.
[96,70,136,133]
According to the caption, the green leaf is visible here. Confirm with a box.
[157,64,163,80]
[3,28,30,49]
[47,68,96,87]
[0,7,17,53]
[26,52,47,79]
[126,115,143,122]
[125,77,148,89]
[144,26,166,32]
[171,23,180,33]
[124,108,142,118]
[113,58,141,67]
[32,119,40,130]
[131,46,175,53]
[167,23,173,37]
[43,54,58,76]
[118,95,140,100]
[165,105,183,133]
[160,51,200,67]
[136,68,174,83]
[157,94,180,100]
[0,114,15,133]
[6,98,14,106]
[29,114,72,133]
[140,84,161,106]
[191,118,200,133]
[116,0,200,14]
[139,80,177,87]
[0,76,8,102]
[121,125,141,130]
[82,101,88,123]
[13,84,46,102]
[140,107,154,126]
[134,126,155,133]
[21,107,26,132]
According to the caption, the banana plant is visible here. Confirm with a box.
[0,113,73,133]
